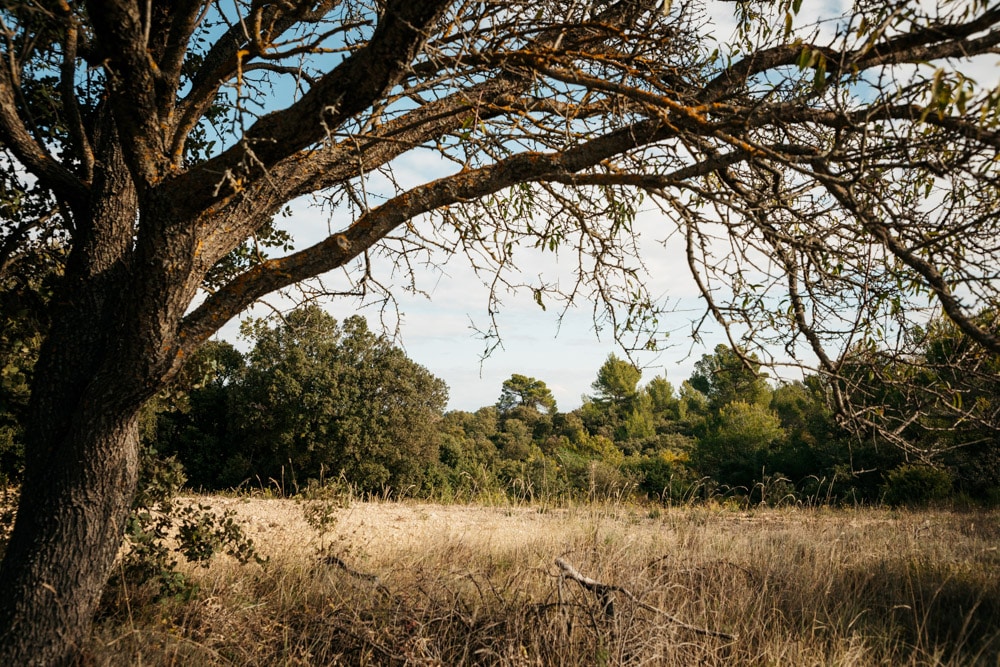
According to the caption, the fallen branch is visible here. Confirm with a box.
[554,557,737,640]
[322,554,392,598]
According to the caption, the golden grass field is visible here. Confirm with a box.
[89,497,1000,666]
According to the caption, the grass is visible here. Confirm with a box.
[88,498,1000,665]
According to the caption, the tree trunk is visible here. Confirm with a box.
[0,117,154,664]
[0,405,140,666]
[0,266,149,664]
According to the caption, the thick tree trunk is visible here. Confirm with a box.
[0,267,149,664]
[0,405,140,666]
[0,116,157,664]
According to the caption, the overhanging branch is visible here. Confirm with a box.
[178,118,671,351]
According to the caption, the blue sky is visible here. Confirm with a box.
[210,2,750,411]
[218,184,727,412]
[211,0,1000,413]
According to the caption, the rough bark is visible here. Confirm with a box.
[0,404,140,666]
[0,114,153,666]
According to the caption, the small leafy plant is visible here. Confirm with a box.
[104,447,265,608]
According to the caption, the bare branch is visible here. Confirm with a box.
[0,61,87,212]
[555,557,736,640]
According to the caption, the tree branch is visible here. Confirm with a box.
[555,558,736,640]
[178,118,670,351]
[172,0,451,206]
[170,2,342,166]
[59,10,93,183]
[84,0,166,185]
[701,8,1000,103]
[0,60,87,212]
[813,161,1000,356]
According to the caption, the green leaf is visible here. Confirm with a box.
[812,53,827,90]
[796,47,811,70]
[533,289,546,311]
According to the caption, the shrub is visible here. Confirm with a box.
[883,464,953,507]
[102,447,264,610]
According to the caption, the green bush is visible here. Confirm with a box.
[624,452,697,503]
[883,464,953,507]
[102,447,264,611]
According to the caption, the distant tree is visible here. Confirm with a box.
[494,418,534,461]
[645,376,680,421]
[433,408,501,497]
[592,354,642,405]
[693,400,785,490]
[158,307,449,493]
[767,381,832,482]
[153,340,247,488]
[677,380,710,433]
[582,354,657,445]
[233,308,448,492]
[497,374,557,415]
[689,345,771,411]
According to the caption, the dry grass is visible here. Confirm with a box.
[89,498,1000,665]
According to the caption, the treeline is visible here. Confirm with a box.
[3,305,998,506]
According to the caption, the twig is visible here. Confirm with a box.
[554,557,737,640]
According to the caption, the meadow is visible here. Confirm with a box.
[88,497,1000,666]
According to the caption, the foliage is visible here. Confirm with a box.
[591,354,642,405]
[0,251,60,480]
[298,477,353,555]
[883,465,954,508]
[624,448,698,503]
[105,447,263,606]
[693,400,785,490]
[497,374,557,415]
[144,332,998,507]
[157,306,448,494]
[689,345,772,411]
[0,486,16,558]
[837,314,1000,500]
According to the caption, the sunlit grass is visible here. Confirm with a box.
[90,498,1000,665]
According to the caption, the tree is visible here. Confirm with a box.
[693,400,785,490]
[497,374,557,415]
[3,0,1000,661]
[591,354,642,405]
[150,339,247,487]
[840,314,1000,500]
[767,381,831,482]
[689,344,771,411]
[645,375,679,422]
[230,307,448,492]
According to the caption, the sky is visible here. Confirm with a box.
[217,188,728,413]
[211,0,1000,413]
[211,2,748,412]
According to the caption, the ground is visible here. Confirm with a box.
[90,497,1000,665]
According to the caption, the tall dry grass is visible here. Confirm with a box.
[89,498,1000,665]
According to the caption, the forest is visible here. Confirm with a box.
[7,304,993,508]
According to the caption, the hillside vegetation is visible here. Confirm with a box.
[129,307,998,509]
